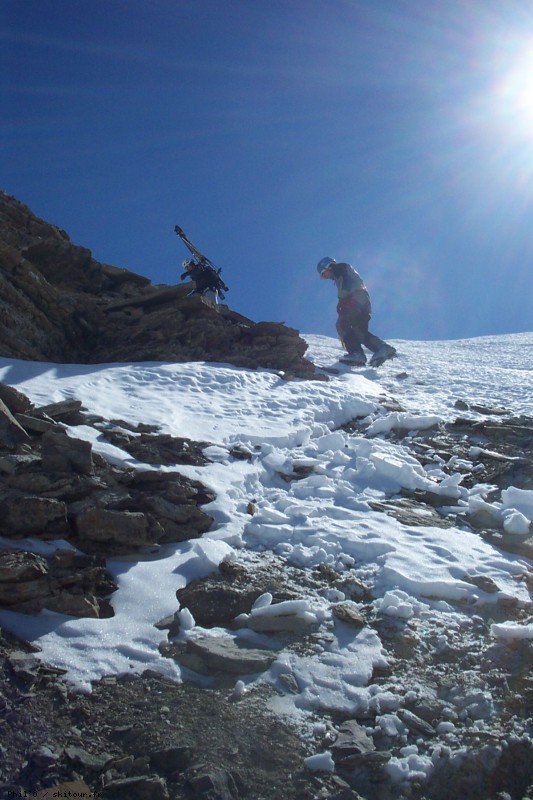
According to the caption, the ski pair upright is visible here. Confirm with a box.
[174,225,229,297]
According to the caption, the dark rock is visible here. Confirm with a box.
[397,708,436,736]
[171,636,278,675]
[331,720,375,762]
[0,548,117,617]
[0,452,41,474]
[7,651,41,683]
[175,559,301,634]
[41,429,94,475]
[482,531,533,559]
[0,398,30,448]
[0,551,49,607]
[229,444,254,461]
[102,774,169,799]
[369,497,456,528]
[463,574,500,594]
[15,412,56,433]
[28,745,59,770]
[34,398,83,420]
[0,495,69,538]
[0,191,322,379]
[425,740,532,800]
[0,382,32,415]
[154,612,181,637]
[149,745,193,773]
[185,765,241,800]
[74,507,154,549]
[65,745,114,771]
[103,430,211,466]
[0,550,48,583]
[332,602,366,628]
[176,584,262,627]
[342,749,392,769]
[470,403,508,415]
[130,469,216,506]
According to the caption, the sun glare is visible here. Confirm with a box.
[492,43,533,134]
[495,47,533,128]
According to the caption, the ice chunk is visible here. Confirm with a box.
[367,412,441,437]
[491,622,533,639]
[252,592,273,610]
[251,599,313,618]
[502,487,533,521]
[316,431,346,453]
[177,607,195,631]
[503,510,531,535]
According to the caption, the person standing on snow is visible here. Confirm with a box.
[317,257,396,366]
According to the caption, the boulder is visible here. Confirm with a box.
[0,551,50,606]
[176,584,262,627]
[74,507,154,548]
[331,719,376,763]
[0,548,117,617]
[332,601,366,628]
[170,636,278,675]
[0,494,69,537]
[0,382,33,414]
[101,775,169,800]
[41,428,94,474]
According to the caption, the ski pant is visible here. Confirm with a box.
[336,306,386,356]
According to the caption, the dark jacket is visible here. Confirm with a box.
[181,261,226,296]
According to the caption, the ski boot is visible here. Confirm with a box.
[369,345,397,367]
[340,351,367,367]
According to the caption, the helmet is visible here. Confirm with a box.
[317,257,336,275]
[182,258,195,270]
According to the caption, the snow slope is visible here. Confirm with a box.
[0,333,531,743]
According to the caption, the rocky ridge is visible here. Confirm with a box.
[0,191,320,378]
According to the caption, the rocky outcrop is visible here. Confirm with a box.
[0,549,116,618]
[0,191,321,378]
[0,383,216,616]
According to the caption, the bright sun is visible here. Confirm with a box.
[492,44,533,132]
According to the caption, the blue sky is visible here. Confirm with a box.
[2,0,532,342]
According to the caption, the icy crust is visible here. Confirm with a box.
[0,332,532,790]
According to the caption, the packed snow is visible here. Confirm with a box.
[0,331,532,785]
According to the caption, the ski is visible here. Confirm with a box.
[174,225,229,298]
[174,225,221,273]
